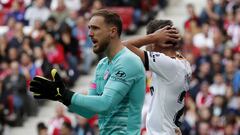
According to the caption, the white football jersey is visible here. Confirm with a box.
[144,51,192,135]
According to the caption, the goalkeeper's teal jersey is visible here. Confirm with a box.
[68,47,146,135]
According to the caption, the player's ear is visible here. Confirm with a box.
[110,26,118,38]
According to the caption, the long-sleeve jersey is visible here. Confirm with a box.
[68,47,146,135]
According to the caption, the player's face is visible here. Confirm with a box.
[88,16,111,54]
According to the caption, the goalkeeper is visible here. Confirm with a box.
[30,9,180,135]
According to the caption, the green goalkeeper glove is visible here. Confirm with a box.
[30,69,74,106]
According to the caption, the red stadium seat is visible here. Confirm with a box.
[107,7,134,31]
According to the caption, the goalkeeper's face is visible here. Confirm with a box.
[88,16,111,54]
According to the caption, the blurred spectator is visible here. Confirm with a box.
[1,61,26,126]
[73,16,94,75]
[51,0,69,24]
[193,23,214,49]
[50,0,81,11]
[30,19,44,40]
[209,73,227,96]
[24,0,50,26]
[0,0,25,10]
[61,121,73,135]
[48,104,71,135]
[91,0,104,14]
[199,0,223,24]
[78,0,92,19]
[182,31,200,58]
[196,81,213,109]
[181,96,198,135]
[0,35,8,59]
[5,16,16,41]
[227,7,240,47]
[210,115,224,134]
[210,52,224,74]
[226,0,240,16]
[8,22,25,49]
[196,121,211,135]
[21,36,33,55]
[7,47,19,62]
[30,24,47,47]
[42,32,65,66]
[0,102,5,135]
[5,0,25,24]
[45,16,58,34]
[233,53,240,69]
[184,3,201,34]
[0,59,11,82]
[19,51,37,81]
[198,107,212,122]
[196,61,213,84]
[222,48,233,64]
[232,69,240,94]
[0,60,11,133]
[58,23,80,83]
[210,95,226,117]
[65,10,78,28]
[74,115,95,135]
[181,1,240,134]
[212,28,226,54]
[224,123,236,135]
[223,60,236,85]
[33,46,52,78]
[37,122,48,135]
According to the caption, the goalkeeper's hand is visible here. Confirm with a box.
[30,69,74,106]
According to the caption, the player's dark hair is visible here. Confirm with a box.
[91,9,122,37]
[146,19,180,49]
[146,20,173,34]
[37,122,47,133]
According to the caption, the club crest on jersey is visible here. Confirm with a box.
[104,70,110,80]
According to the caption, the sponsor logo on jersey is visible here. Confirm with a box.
[115,71,126,78]
[110,70,127,82]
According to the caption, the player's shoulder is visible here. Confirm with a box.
[174,55,192,75]
[146,51,171,61]
[149,51,191,71]
[113,48,144,72]
[118,48,142,64]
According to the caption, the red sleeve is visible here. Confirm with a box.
[63,116,72,125]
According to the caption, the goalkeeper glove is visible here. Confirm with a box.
[30,69,74,106]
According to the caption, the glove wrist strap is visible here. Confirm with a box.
[61,89,74,106]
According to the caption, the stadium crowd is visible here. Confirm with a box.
[0,0,165,135]
[180,0,240,134]
[0,0,239,135]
